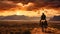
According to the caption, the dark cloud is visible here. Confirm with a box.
[0,1,17,10]
[44,0,55,2]
[45,0,60,8]
[0,0,60,11]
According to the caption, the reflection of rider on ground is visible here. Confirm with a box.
[40,13,48,32]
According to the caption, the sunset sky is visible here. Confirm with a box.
[0,0,60,17]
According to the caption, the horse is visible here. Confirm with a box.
[39,20,48,32]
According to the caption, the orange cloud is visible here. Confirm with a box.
[0,1,60,17]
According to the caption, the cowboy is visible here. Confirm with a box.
[41,13,46,20]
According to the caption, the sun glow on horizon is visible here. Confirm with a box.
[0,8,60,17]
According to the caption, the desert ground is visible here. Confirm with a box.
[0,20,60,34]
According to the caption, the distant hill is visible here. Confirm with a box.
[30,17,40,20]
[0,15,30,20]
[0,15,40,20]
[50,16,60,21]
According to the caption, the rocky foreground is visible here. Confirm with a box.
[31,27,60,34]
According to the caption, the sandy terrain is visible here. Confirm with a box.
[0,20,60,34]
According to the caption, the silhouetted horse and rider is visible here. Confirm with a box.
[39,13,48,32]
